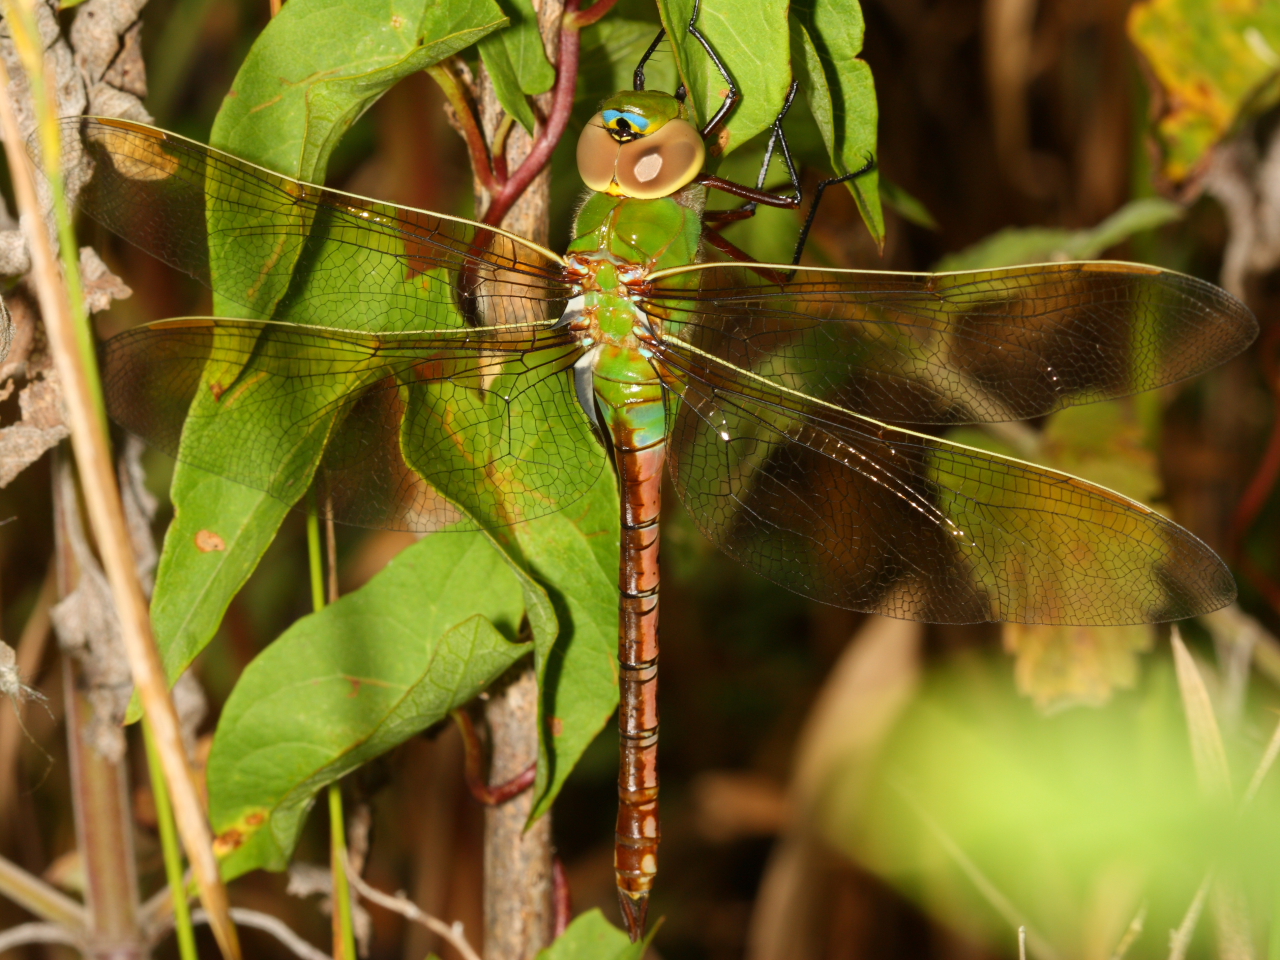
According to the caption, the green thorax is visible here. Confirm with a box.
[566,191,702,449]
[568,191,703,275]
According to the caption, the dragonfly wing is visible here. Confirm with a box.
[103,319,602,531]
[656,343,1235,625]
[643,261,1256,425]
[72,117,572,331]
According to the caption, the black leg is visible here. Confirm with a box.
[633,28,667,91]
[685,0,740,138]
[698,80,803,225]
[791,155,877,265]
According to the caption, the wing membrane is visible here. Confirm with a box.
[656,340,1235,625]
[72,117,572,331]
[102,318,602,531]
[643,261,1256,425]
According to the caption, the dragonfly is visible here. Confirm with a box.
[71,78,1253,937]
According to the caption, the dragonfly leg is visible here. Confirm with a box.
[791,154,878,264]
[697,80,802,223]
[632,27,667,91]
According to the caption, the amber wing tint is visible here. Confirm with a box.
[72,117,573,332]
[644,261,1256,425]
[655,338,1236,625]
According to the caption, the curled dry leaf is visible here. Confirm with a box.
[0,370,69,489]
[50,459,132,762]
[79,245,131,313]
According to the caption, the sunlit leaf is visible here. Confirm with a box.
[1129,0,1280,182]
[147,0,508,696]
[655,0,791,161]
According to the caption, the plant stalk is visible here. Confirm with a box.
[145,722,198,960]
[0,24,241,960]
[53,451,145,959]
[306,502,358,960]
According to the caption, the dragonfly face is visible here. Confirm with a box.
[576,90,706,200]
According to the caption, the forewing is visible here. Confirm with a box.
[657,343,1235,625]
[102,319,601,532]
[71,117,572,330]
[643,261,1256,425]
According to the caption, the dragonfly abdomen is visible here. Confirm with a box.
[594,350,667,938]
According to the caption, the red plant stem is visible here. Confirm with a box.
[563,0,619,29]
[552,857,572,937]
[428,62,498,194]
[482,0,581,228]
[452,709,538,805]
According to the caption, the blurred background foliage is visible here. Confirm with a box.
[3,0,1280,958]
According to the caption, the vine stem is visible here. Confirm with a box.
[0,6,241,958]
[305,505,358,960]
[480,0,582,228]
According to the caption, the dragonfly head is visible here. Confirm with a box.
[578,90,705,200]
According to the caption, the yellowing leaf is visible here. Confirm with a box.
[1129,0,1280,182]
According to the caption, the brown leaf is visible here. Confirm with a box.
[0,371,68,488]
[78,246,131,314]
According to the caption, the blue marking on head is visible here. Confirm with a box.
[602,110,651,133]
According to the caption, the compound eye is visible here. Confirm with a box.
[614,118,705,199]
[576,115,620,192]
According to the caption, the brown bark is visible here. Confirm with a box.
[470,2,564,957]
[54,451,145,960]
[482,664,552,960]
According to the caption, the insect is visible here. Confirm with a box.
[70,27,1254,939]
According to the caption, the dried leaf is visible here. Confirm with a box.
[78,246,131,314]
[0,371,68,489]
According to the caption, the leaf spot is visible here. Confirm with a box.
[551,716,564,736]
[195,530,226,552]
[209,381,225,401]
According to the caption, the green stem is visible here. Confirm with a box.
[306,498,356,959]
[329,784,358,960]
[145,721,198,960]
[306,503,325,612]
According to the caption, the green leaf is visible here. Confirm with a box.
[655,0,791,161]
[535,909,655,960]
[576,18,678,121]
[211,0,508,179]
[789,1,883,248]
[127,472,291,723]
[1129,0,1280,183]
[148,0,508,699]
[515,468,620,821]
[934,197,1184,273]
[462,464,619,822]
[208,532,528,878]
[480,0,557,134]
